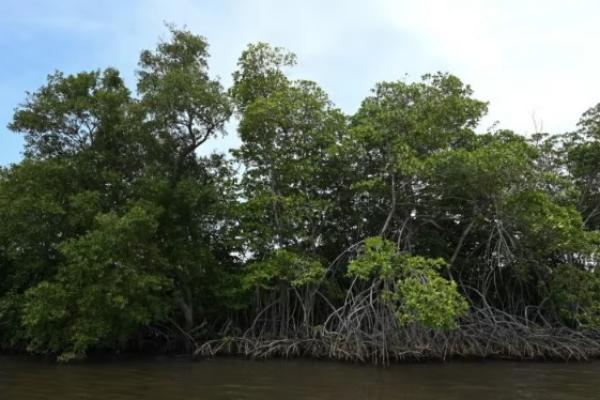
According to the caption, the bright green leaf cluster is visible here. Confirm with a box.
[349,238,468,330]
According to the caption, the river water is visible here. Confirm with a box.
[0,355,598,399]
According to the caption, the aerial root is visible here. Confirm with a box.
[193,307,600,364]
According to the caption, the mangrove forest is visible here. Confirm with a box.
[3,27,600,363]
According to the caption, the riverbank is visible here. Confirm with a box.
[195,310,600,364]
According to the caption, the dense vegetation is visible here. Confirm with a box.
[3,28,600,362]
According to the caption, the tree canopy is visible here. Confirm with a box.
[2,27,600,362]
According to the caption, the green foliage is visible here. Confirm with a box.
[22,205,171,361]
[349,238,468,330]
[0,159,76,293]
[3,26,600,360]
[395,257,468,330]
[231,43,345,255]
[244,250,325,290]
[347,237,398,280]
[137,25,231,157]
[230,42,296,111]
[351,73,487,158]
[549,265,600,328]
[505,190,595,255]
[3,27,240,357]
[9,68,131,159]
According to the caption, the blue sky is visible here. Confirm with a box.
[2,0,600,165]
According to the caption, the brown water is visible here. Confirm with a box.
[0,355,599,399]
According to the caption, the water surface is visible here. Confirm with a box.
[0,355,598,399]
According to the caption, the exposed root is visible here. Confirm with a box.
[193,308,600,364]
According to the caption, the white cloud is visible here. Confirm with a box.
[126,0,600,136]
[380,0,600,133]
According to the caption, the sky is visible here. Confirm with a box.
[2,0,600,165]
